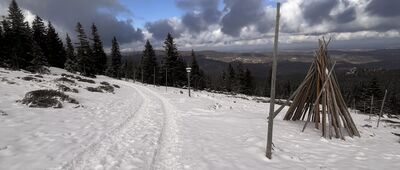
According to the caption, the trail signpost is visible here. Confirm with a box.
[186,67,192,97]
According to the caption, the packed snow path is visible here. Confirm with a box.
[59,81,182,170]
[1,68,400,170]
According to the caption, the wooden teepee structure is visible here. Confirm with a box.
[283,38,360,139]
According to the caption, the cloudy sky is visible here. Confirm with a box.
[0,0,399,51]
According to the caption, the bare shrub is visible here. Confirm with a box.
[99,85,114,93]
[22,76,37,81]
[100,81,110,86]
[1,77,16,84]
[57,84,71,92]
[56,77,75,84]
[61,73,76,79]
[86,85,114,93]
[86,87,103,93]
[21,89,78,108]
[57,84,78,93]
[77,77,95,84]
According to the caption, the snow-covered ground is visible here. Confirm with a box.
[0,67,399,170]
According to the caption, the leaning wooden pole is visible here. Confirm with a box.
[301,62,336,132]
[369,95,374,120]
[377,89,388,128]
[266,2,280,159]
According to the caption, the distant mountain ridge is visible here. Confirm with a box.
[122,48,400,78]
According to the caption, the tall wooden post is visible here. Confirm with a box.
[186,67,192,97]
[369,95,374,120]
[165,68,168,92]
[363,101,366,114]
[141,68,144,83]
[153,66,156,87]
[377,89,388,127]
[188,72,191,97]
[133,69,136,83]
[266,2,280,159]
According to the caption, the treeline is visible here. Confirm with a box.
[203,62,254,95]
[0,0,256,94]
[128,33,255,94]
[136,34,205,88]
[338,68,400,116]
[0,0,110,77]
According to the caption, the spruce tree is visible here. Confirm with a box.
[46,22,66,68]
[121,60,129,79]
[7,0,34,69]
[75,22,94,77]
[263,67,272,97]
[282,80,291,98]
[32,16,47,57]
[360,77,383,112]
[90,23,107,74]
[106,37,122,78]
[235,62,245,93]
[226,63,235,92]
[163,33,186,86]
[243,69,254,95]
[366,77,383,98]
[388,93,399,115]
[141,40,158,84]
[354,82,367,111]
[30,42,48,74]
[176,58,187,86]
[0,23,3,66]
[1,18,11,67]
[190,50,205,90]
[221,70,227,91]
[123,61,135,80]
[64,33,78,72]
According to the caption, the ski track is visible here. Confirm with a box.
[52,81,181,170]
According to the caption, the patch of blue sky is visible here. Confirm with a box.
[118,0,183,28]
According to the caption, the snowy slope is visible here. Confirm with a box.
[0,67,399,170]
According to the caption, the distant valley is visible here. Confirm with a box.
[123,48,400,78]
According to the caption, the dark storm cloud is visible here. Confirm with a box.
[181,8,221,33]
[334,7,356,24]
[301,0,338,25]
[301,0,357,26]
[0,0,144,46]
[366,0,400,17]
[176,0,221,33]
[176,0,218,11]
[221,0,273,37]
[366,21,400,32]
[297,0,399,34]
[145,20,181,40]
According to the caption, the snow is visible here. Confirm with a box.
[1,67,400,170]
